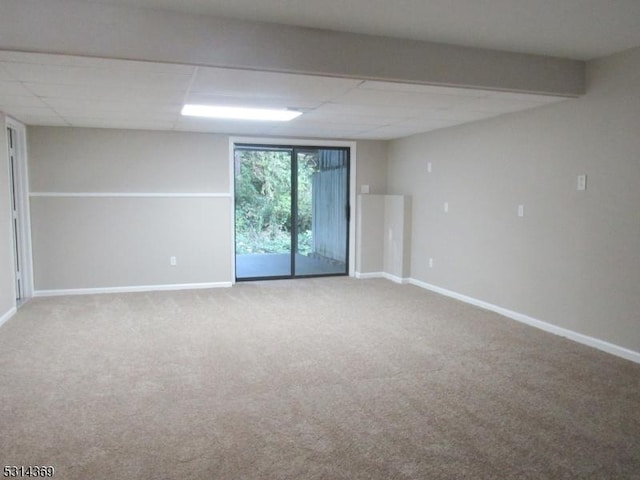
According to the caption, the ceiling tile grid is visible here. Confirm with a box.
[0,51,566,140]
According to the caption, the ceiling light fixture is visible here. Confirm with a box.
[181,104,302,121]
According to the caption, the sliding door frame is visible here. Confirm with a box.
[5,117,33,302]
[229,137,357,283]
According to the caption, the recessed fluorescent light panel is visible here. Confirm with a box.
[181,104,302,121]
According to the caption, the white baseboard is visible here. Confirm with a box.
[382,272,410,284]
[34,282,233,297]
[409,278,640,365]
[355,271,384,279]
[355,272,410,284]
[0,306,17,328]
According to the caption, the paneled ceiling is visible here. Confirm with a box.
[0,51,565,140]
[3,1,640,139]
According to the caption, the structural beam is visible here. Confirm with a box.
[0,0,585,96]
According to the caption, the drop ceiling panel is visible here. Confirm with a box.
[174,118,278,135]
[64,117,176,130]
[269,123,368,138]
[411,108,499,122]
[191,67,362,100]
[24,83,187,103]
[14,116,69,126]
[185,93,323,110]
[0,80,35,96]
[360,124,444,139]
[3,106,66,125]
[0,65,13,81]
[54,109,179,123]
[297,111,407,126]
[276,121,371,132]
[312,102,430,118]
[2,62,193,89]
[392,118,463,130]
[2,105,60,118]
[0,95,48,108]
[350,130,400,140]
[43,98,182,114]
[334,88,476,110]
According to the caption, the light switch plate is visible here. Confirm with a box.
[361,184,370,194]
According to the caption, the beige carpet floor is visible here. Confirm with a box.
[0,277,639,479]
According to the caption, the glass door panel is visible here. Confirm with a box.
[294,148,349,276]
[234,147,293,279]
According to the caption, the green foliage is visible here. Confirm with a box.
[235,150,317,255]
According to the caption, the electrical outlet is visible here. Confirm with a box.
[577,174,587,191]
[170,256,177,266]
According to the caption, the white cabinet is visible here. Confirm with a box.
[357,194,411,280]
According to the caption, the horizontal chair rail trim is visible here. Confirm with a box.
[34,282,233,296]
[29,192,232,198]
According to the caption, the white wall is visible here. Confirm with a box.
[387,46,640,354]
[28,127,232,291]
[0,113,17,319]
[383,195,411,280]
[356,195,385,274]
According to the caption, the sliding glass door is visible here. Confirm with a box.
[234,145,349,281]
[294,149,349,276]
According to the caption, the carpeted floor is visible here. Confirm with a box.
[0,277,639,479]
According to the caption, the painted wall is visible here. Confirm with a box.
[0,113,16,317]
[27,128,387,291]
[28,127,232,291]
[354,140,387,195]
[387,46,640,353]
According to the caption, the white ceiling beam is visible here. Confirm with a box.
[0,0,585,97]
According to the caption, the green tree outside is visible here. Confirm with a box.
[235,150,317,255]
